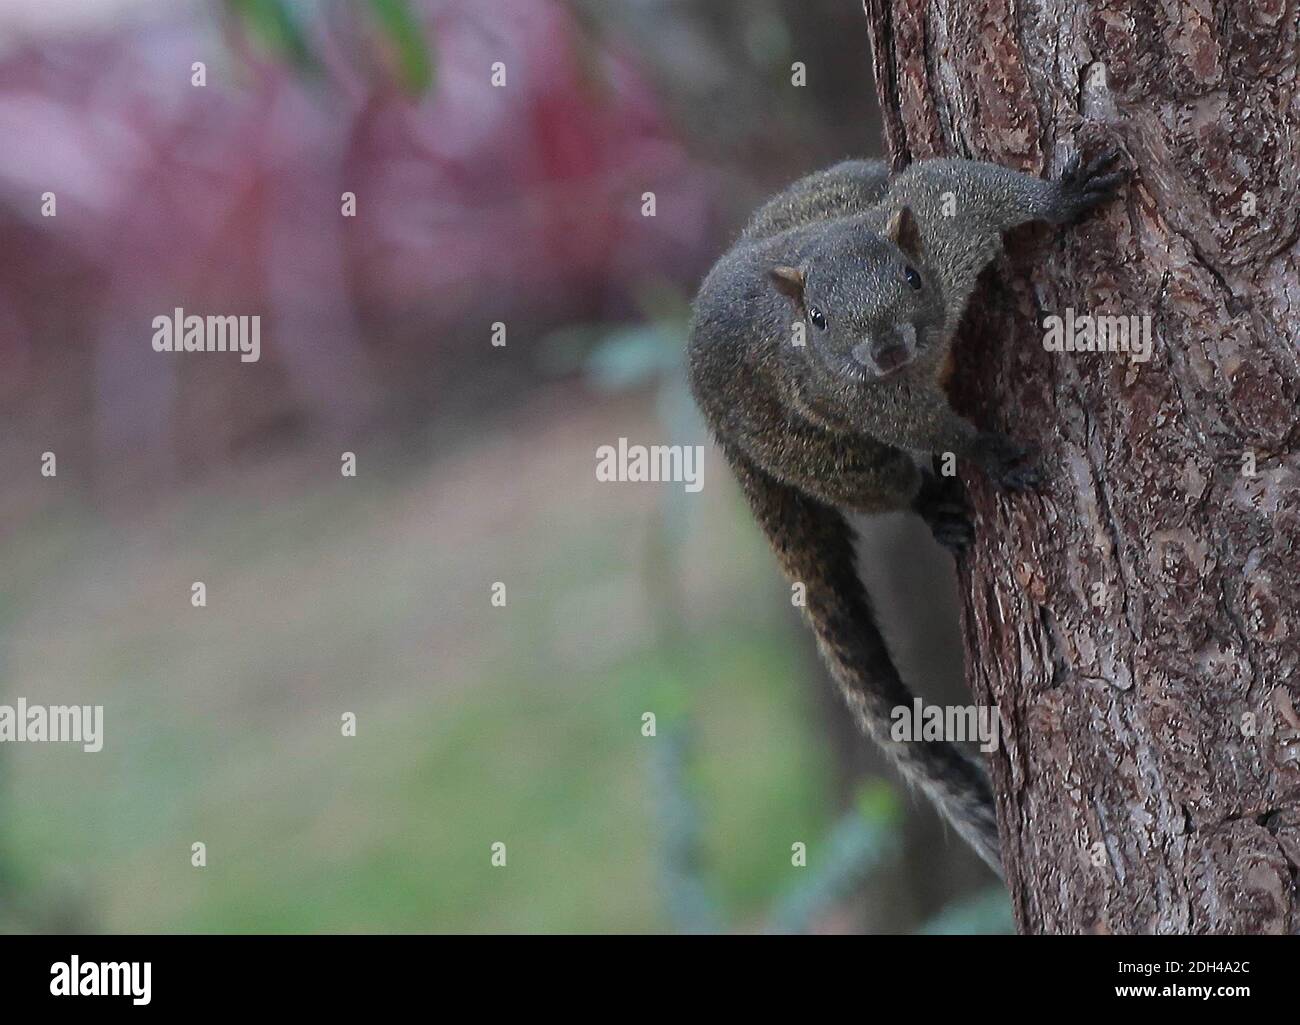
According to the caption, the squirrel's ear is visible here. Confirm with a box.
[886,206,924,262]
[769,265,806,305]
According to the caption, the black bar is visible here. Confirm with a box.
[0,935,1284,1012]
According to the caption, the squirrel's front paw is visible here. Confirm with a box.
[914,472,973,553]
[1055,147,1128,222]
[973,432,1041,492]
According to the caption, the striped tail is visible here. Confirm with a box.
[727,447,1003,874]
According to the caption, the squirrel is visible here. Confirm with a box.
[687,150,1127,872]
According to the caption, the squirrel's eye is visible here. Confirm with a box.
[808,306,827,330]
[905,266,923,290]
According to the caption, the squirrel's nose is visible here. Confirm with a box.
[870,343,911,373]
[851,324,916,375]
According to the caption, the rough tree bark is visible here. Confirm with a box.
[863,0,1300,933]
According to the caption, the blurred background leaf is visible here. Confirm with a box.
[367,0,434,95]
[227,0,317,70]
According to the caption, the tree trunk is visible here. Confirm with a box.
[863,0,1300,933]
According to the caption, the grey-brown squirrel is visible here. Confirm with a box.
[687,150,1127,872]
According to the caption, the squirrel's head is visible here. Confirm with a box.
[768,207,943,384]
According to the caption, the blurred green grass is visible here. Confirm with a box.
[0,393,837,933]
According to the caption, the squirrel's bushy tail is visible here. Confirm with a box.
[728,448,1003,875]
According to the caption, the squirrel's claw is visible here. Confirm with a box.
[914,472,974,553]
[1057,145,1130,221]
[972,432,1042,493]
[928,516,974,554]
[998,461,1042,492]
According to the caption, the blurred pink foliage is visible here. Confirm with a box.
[0,0,717,496]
